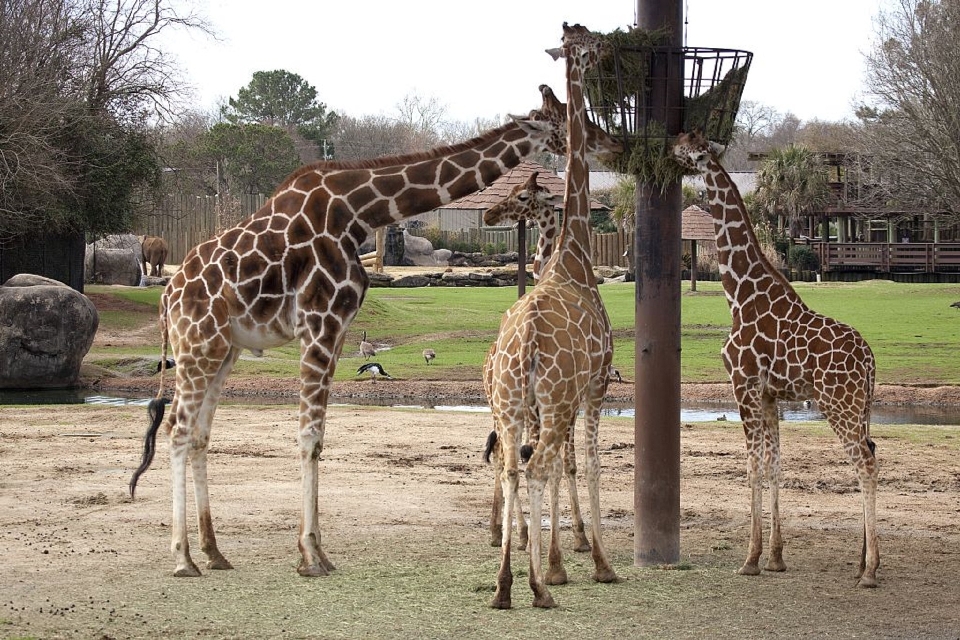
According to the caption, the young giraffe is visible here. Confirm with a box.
[127,85,622,579]
[489,23,618,609]
[672,130,880,588]
[480,172,590,554]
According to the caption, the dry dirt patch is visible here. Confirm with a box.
[1,403,959,639]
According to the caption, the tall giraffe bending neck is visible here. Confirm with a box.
[127,85,622,580]
[489,22,619,610]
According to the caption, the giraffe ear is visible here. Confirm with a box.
[545,46,563,61]
[708,141,726,156]
[511,114,553,136]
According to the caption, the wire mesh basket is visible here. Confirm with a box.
[584,44,752,181]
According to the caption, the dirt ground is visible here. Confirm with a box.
[1,401,959,639]
[1,285,959,638]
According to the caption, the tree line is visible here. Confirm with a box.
[1,0,957,244]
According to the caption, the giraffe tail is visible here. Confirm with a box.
[155,292,171,400]
[482,430,498,464]
[129,398,169,499]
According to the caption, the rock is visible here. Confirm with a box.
[392,275,435,288]
[85,234,142,285]
[0,274,99,389]
[367,272,395,288]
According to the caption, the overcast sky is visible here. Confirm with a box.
[165,0,885,125]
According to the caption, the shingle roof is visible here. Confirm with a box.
[682,205,715,241]
[441,161,607,211]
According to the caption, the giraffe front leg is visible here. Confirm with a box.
[191,350,241,571]
[297,417,334,576]
[295,348,337,577]
[855,442,880,588]
[738,449,764,576]
[762,401,785,572]
[192,452,232,570]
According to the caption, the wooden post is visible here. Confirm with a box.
[634,0,682,568]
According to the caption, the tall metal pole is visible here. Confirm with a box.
[634,0,683,566]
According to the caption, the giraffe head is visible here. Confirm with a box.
[482,172,560,228]
[672,130,727,172]
[525,84,622,165]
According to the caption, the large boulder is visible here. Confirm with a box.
[402,231,450,267]
[0,274,99,389]
[85,234,142,285]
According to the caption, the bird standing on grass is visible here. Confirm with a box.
[422,348,436,364]
[360,331,377,360]
[357,362,392,380]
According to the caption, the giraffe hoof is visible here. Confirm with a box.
[297,562,330,577]
[764,559,786,572]
[593,568,619,584]
[490,593,512,609]
[737,564,761,576]
[207,559,233,570]
[532,592,557,609]
[207,555,233,570]
[857,575,878,588]
[173,563,202,577]
[545,568,568,585]
[573,541,591,553]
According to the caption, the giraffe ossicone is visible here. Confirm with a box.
[672,130,880,588]
[127,83,622,579]
[489,22,620,609]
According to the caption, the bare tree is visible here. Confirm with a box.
[860,0,960,216]
[331,115,416,161]
[80,0,212,120]
[0,0,211,240]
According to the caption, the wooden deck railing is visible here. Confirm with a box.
[815,242,960,273]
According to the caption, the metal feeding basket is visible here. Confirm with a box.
[584,43,752,182]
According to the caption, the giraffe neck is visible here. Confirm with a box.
[275,121,540,244]
[545,52,595,288]
[703,160,796,309]
[531,217,557,280]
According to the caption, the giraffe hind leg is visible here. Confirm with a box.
[563,414,590,552]
[762,395,786,572]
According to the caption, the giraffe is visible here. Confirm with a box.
[483,170,561,282]
[127,84,622,579]
[481,171,590,554]
[672,130,880,588]
[488,23,618,609]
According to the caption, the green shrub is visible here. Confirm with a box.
[788,245,820,271]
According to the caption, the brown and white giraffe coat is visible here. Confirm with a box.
[672,131,880,588]
[481,172,589,554]
[128,84,622,579]
[488,23,619,609]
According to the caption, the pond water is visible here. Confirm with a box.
[1,389,959,426]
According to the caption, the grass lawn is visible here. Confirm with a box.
[86,278,960,385]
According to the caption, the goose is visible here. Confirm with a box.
[359,331,377,360]
[357,362,392,380]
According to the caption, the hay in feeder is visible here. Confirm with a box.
[584,27,750,187]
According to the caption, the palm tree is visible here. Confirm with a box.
[754,145,831,242]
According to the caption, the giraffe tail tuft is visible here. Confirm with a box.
[482,430,498,464]
[129,398,169,499]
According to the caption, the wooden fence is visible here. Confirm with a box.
[135,196,636,269]
[815,242,960,273]
[133,194,266,264]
